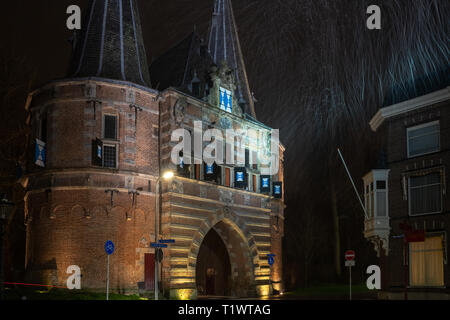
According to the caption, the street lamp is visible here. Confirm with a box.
[154,170,174,300]
[0,194,14,301]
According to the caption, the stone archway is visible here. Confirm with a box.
[191,212,259,298]
[195,228,231,296]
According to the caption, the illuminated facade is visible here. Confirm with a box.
[23,0,285,298]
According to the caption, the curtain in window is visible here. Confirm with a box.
[409,173,442,215]
[408,122,439,157]
[410,235,444,287]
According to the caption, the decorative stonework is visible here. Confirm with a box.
[170,180,184,194]
[126,89,136,104]
[139,236,149,248]
[125,176,134,189]
[244,194,251,206]
[261,198,270,209]
[84,83,96,98]
[200,186,207,198]
[220,117,232,129]
[220,189,233,205]
[173,98,187,125]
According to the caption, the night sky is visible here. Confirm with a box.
[1,0,449,286]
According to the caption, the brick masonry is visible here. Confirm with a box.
[378,99,450,290]
[24,78,285,297]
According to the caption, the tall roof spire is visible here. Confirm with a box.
[68,0,151,87]
[208,0,256,118]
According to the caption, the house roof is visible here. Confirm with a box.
[370,86,450,132]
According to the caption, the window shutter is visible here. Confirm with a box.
[260,175,271,192]
[234,167,247,189]
[92,139,103,166]
[273,182,283,199]
[35,139,47,168]
[225,168,231,187]
[204,163,216,180]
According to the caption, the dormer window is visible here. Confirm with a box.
[219,87,232,113]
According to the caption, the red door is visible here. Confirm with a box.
[144,253,155,291]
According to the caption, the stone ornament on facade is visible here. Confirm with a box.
[84,83,96,98]
[220,189,233,206]
[170,180,184,194]
[261,198,271,209]
[219,117,232,129]
[173,98,187,125]
[244,194,251,206]
[200,186,207,198]
[139,236,149,248]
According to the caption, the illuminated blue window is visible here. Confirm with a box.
[219,87,232,113]
[206,164,214,174]
[35,139,46,168]
[274,185,281,194]
[236,171,244,182]
[262,178,269,188]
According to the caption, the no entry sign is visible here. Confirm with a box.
[345,250,355,261]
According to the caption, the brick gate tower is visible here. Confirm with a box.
[24,0,285,299]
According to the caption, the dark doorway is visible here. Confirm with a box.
[144,253,155,291]
[196,228,231,296]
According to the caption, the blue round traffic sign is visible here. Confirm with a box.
[105,240,115,255]
[268,256,274,266]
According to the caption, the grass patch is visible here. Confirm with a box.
[4,287,148,301]
[286,283,372,298]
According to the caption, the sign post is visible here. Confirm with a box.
[344,250,355,300]
[267,254,275,298]
[104,240,115,301]
[151,242,169,300]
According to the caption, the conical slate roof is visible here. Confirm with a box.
[208,0,256,118]
[68,0,151,87]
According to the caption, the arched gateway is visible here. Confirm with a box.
[194,218,256,298]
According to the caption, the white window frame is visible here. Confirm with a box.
[363,170,390,218]
[406,120,440,158]
[408,172,443,216]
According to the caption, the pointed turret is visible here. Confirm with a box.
[68,0,151,87]
[208,0,256,118]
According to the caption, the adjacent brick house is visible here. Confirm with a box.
[363,86,450,299]
[23,0,285,299]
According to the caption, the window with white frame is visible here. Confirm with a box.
[408,172,442,216]
[363,170,390,218]
[407,121,440,158]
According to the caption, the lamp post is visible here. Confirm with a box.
[0,194,14,301]
[154,171,174,300]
